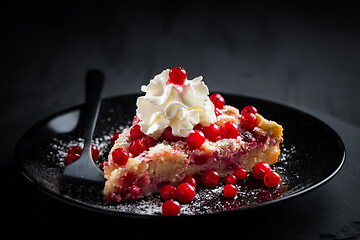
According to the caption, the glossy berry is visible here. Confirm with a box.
[67,145,99,161]
[202,170,220,188]
[183,176,197,188]
[160,184,177,200]
[162,200,181,216]
[223,184,237,198]
[209,93,225,109]
[110,132,120,145]
[241,112,257,131]
[241,105,258,115]
[167,67,187,85]
[64,153,80,166]
[141,136,157,149]
[203,124,220,142]
[67,146,82,155]
[253,162,271,179]
[176,182,196,203]
[161,127,185,142]
[234,167,247,180]
[264,171,281,188]
[128,139,147,157]
[220,122,239,139]
[111,148,129,166]
[186,130,206,150]
[225,174,237,185]
[130,124,146,140]
[91,145,99,161]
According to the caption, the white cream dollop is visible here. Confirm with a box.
[136,69,216,139]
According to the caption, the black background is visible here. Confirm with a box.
[2,1,360,239]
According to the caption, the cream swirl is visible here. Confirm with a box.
[136,69,216,139]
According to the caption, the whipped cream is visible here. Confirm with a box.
[136,69,216,139]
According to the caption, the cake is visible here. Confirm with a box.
[103,67,283,204]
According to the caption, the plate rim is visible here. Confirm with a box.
[15,93,346,218]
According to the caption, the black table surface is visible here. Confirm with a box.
[2,2,360,239]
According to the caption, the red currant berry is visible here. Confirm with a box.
[91,144,99,161]
[241,112,257,131]
[219,122,239,139]
[253,162,271,179]
[234,167,247,180]
[223,184,237,198]
[111,148,129,166]
[183,176,197,188]
[203,123,220,142]
[161,127,185,142]
[186,130,206,150]
[130,124,146,140]
[67,146,82,155]
[162,200,181,216]
[225,174,237,185]
[209,93,225,109]
[64,153,80,166]
[202,170,220,188]
[176,182,196,203]
[128,139,147,157]
[160,184,177,200]
[110,132,120,145]
[141,136,157,149]
[167,67,187,85]
[264,171,281,188]
[241,105,258,115]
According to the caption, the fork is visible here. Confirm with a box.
[62,70,105,188]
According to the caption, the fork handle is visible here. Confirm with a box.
[82,70,104,155]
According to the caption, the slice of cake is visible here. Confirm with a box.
[103,67,283,204]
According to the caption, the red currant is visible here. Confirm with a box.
[225,174,237,185]
[209,93,225,109]
[130,124,146,140]
[253,162,271,179]
[220,122,239,139]
[91,145,99,161]
[128,139,147,157]
[111,148,129,166]
[160,184,177,200]
[162,200,181,216]
[110,132,120,145]
[234,167,247,180]
[264,171,281,188]
[241,105,258,115]
[241,112,257,131]
[176,182,196,203]
[67,145,99,161]
[67,146,82,155]
[141,136,157,149]
[167,67,187,85]
[161,127,185,142]
[186,130,206,150]
[183,176,197,188]
[64,153,80,166]
[202,170,220,188]
[223,184,237,198]
[203,123,220,142]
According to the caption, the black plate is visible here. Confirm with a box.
[15,93,345,218]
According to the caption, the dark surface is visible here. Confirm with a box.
[2,1,360,239]
[16,94,345,217]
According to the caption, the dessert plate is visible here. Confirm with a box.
[15,93,345,217]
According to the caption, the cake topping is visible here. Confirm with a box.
[136,68,216,139]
